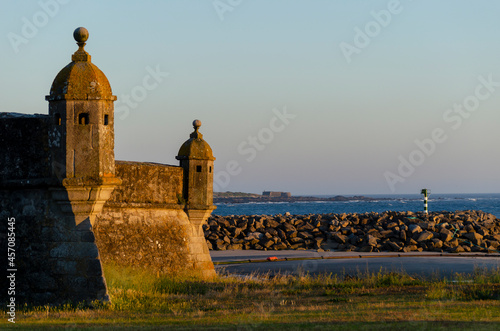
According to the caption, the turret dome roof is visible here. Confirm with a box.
[177,120,215,160]
[46,27,116,101]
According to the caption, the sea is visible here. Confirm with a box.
[213,193,500,218]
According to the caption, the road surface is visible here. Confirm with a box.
[211,250,500,279]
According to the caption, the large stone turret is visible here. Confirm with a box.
[46,27,121,226]
[0,27,119,304]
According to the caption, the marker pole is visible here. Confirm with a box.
[421,189,430,214]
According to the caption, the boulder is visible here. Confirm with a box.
[214,239,227,250]
[463,232,483,243]
[358,245,373,252]
[273,242,288,250]
[207,233,218,241]
[387,241,402,252]
[298,231,314,239]
[408,224,422,234]
[431,238,443,249]
[476,227,489,237]
[340,227,351,235]
[254,244,264,250]
[260,239,275,248]
[366,235,379,247]
[404,245,418,252]
[440,229,454,242]
[448,245,465,253]
[264,219,280,228]
[281,223,296,232]
[333,233,348,244]
[290,243,305,249]
[263,227,277,236]
[298,222,315,231]
[290,237,304,244]
[386,222,399,229]
[367,229,382,238]
[276,228,287,240]
[246,232,264,240]
[416,231,433,242]
[380,230,394,237]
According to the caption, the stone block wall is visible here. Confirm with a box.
[0,114,52,184]
[94,207,195,274]
[109,161,183,204]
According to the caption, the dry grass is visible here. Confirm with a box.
[4,265,500,329]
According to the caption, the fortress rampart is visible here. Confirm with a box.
[0,28,216,305]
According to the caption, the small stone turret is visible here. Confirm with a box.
[176,120,216,278]
[177,120,216,208]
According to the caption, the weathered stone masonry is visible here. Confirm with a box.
[94,161,215,278]
[1,27,216,305]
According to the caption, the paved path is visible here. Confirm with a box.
[211,250,500,279]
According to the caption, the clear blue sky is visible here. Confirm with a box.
[1,0,500,195]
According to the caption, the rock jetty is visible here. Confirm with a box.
[204,211,500,253]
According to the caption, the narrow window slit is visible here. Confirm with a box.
[79,113,89,125]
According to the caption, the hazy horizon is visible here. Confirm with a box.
[2,0,500,195]
[215,190,500,196]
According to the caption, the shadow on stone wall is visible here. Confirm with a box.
[0,188,107,306]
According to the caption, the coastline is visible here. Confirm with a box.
[213,193,500,218]
[213,194,377,204]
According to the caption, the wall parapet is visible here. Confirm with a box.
[108,161,183,205]
[0,114,52,184]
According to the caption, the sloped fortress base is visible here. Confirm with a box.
[95,208,215,278]
[94,162,215,278]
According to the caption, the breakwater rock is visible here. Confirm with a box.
[204,211,500,253]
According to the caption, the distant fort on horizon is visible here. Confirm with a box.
[262,191,292,198]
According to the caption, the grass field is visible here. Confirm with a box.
[4,264,500,330]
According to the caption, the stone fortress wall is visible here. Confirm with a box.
[0,27,216,305]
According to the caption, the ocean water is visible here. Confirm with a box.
[213,193,500,218]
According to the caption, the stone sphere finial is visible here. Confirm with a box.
[73,27,89,44]
[193,119,202,129]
